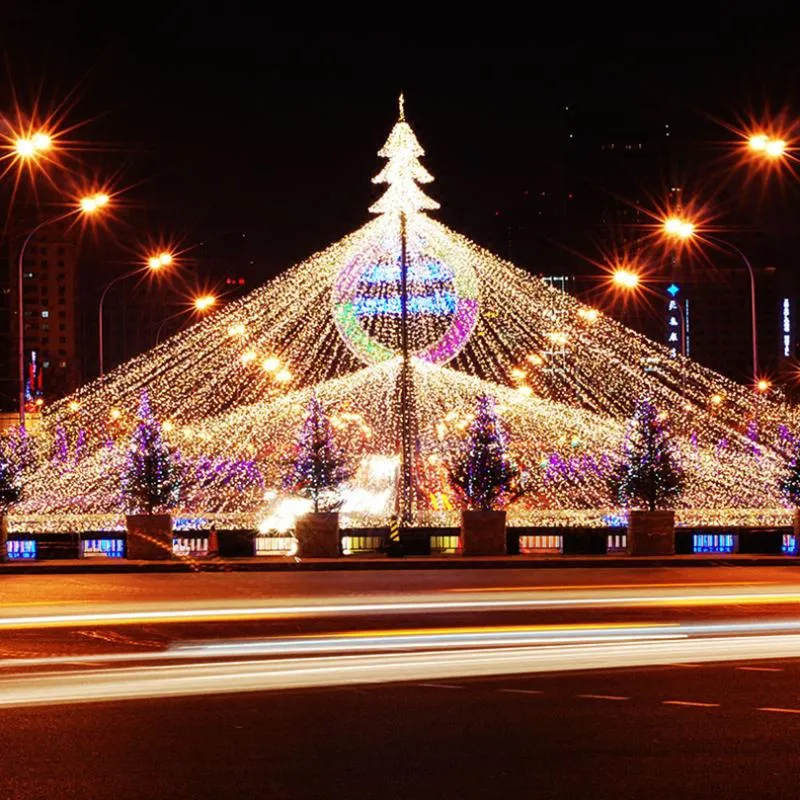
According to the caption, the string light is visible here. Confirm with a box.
[7,99,796,532]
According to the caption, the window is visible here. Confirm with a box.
[41,310,49,318]
[43,361,50,368]
[57,260,65,268]
[57,273,65,282]
[59,360,67,368]
[59,324,66,331]
[58,298,65,305]
[42,324,50,331]
[58,312,65,319]
[58,349,66,356]
[59,337,66,344]
[40,260,48,268]
[57,247,65,256]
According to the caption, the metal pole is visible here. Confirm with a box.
[399,211,414,525]
[708,235,758,386]
[17,212,73,426]
[98,269,140,379]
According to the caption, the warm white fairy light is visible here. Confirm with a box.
[9,101,797,532]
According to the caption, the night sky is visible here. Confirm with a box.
[2,12,800,289]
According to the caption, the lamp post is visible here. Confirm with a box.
[99,251,174,379]
[154,294,217,346]
[662,216,759,387]
[17,192,110,426]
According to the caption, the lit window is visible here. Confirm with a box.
[41,310,49,318]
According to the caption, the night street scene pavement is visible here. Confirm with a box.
[5,11,800,800]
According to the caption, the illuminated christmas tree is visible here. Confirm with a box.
[778,438,800,506]
[370,94,439,216]
[612,399,684,512]
[450,394,520,511]
[284,395,350,513]
[121,390,181,513]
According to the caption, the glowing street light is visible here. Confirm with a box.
[193,294,216,312]
[660,213,759,387]
[747,132,787,160]
[662,216,695,240]
[757,379,770,393]
[100,246,176,378]
[17,191,112,424]
[14,130,52,160]
[147,251,174,270]
[612,268,640,289]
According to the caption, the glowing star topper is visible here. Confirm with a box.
[369,95,440,215]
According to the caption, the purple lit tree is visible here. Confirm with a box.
[449,394,521,511]
[611,399,684,512]
[283,395,350,513]
[121,390,181,513]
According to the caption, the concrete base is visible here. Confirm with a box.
[295,513,340,558]
[461,510,507,556]
[627,510,675,556]
[125,514,173,560]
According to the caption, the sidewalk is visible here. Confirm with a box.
[1,554,799,573]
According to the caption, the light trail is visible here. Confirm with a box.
[2,590,800,630]
[3,630,800,708]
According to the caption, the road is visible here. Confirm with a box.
[2,663,800,799]
[3,566,800,797]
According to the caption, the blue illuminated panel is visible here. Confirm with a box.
[692,533,735,553]
[7,540,36,560]
[82,538,125,558]
[353,293,456,317]
[782,534,798,555]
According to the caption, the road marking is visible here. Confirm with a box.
[577,693,629,701]
[737,666,783,672]
[663,700,720,708]
[446,581,775,593]
[415,682,463,690]
[671,663,701,668]
[758,707,800,714]
[497,688,544,696]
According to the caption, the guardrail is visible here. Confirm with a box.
[3,526,797,560]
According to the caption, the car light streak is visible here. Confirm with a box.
[2,590,800,630]
[4,632,800,708]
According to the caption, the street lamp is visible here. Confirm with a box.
[155,294,217,345]
[13,131,52,161]
[16,192,111,425]
[662,215,759,388]
[747,133,787,160]
[612,268,640,289]
[99,251,175,378]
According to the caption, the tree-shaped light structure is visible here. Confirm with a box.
[8,97,798,531]
[779,436,800,508]
[0,436,22,512]
[121,390,181,514]
[450,394,521,511]
[284,395,350,513]
[612,399,685,512]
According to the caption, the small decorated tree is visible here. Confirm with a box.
[450,394,520,556]
[450,394,520,511]
[612,399,684,556]
[779,438,800,551]
[284,395,350,514]
[611,399,684,512]
[121,390,181,514]
[283,395,350,558]
[0,436,22,511]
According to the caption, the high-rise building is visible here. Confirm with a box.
[3,218,80,412]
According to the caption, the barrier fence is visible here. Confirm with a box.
[2,527,798,560]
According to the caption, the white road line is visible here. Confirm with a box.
[737,666,783,672]
[497,688,544,696]
[758,707,800,714]
[415,683,463,689]
[577,693,629,701]
[663,700,720,708]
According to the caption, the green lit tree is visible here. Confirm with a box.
[121,390,181,513]
[284,395,350,513]
[450,394,520,511]
[611,399,684,512]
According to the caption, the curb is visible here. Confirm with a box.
[1,555,799,574]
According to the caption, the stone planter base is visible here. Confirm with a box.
[461,510,507,556]
[295,512,340,558]
[627,510,675,556]
[125,514,173,560]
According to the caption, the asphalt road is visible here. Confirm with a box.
[2,662,800,799]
